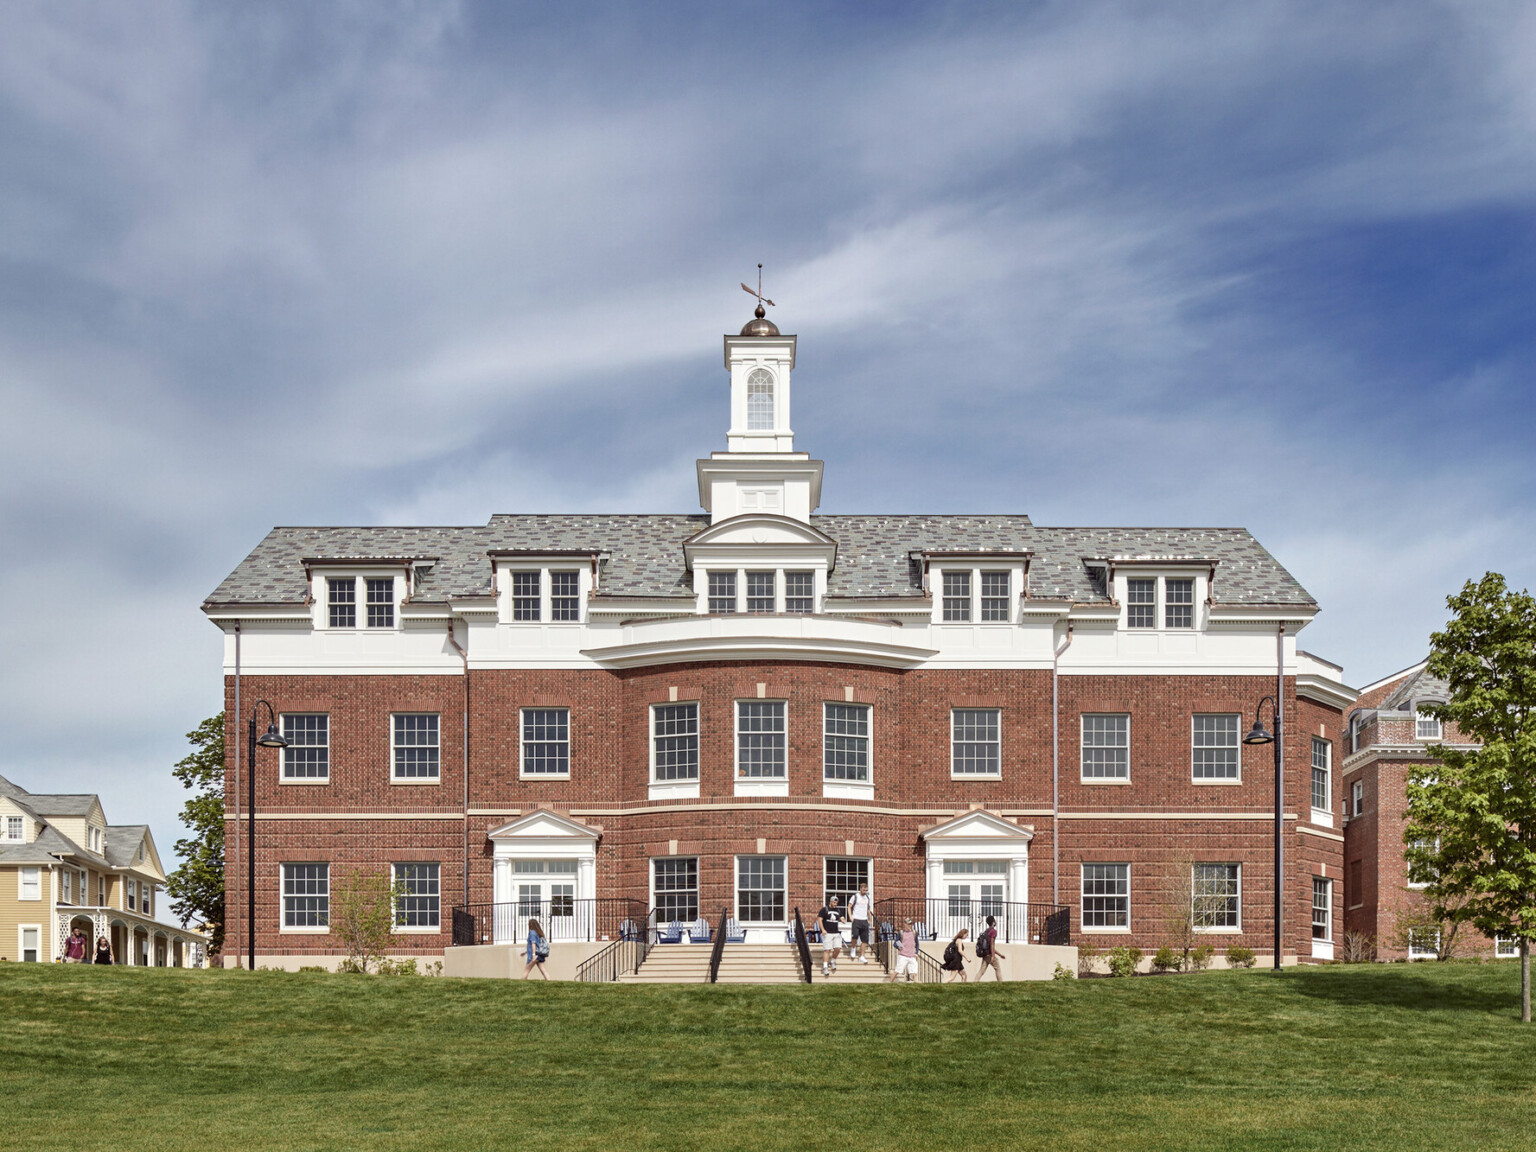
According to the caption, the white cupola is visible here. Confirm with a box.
[697,301,824,525]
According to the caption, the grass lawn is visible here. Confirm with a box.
[4,962,1535,1151]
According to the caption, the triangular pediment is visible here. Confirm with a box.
[487,809,599,842]
[685,514,835,549]
[920,809,1033,843]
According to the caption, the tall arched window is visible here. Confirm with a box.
[747,368,774,430]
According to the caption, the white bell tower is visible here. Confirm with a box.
[696,296,824,525]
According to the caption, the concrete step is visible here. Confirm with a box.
[618,943,892,984]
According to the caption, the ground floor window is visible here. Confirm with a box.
[282,863,330,928]
[20,926,39,962]
[1311,877,1331,941]
[393,862,440,928]
[737,856,786,922]
[944,860,1007,917]
[1496,937,1520,958]
[1082,863,1130,929]
[653,858,699,924]
[1408,927,1440,959]
[1193,864,1240,930]
[823,858,870,910]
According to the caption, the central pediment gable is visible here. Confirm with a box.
[683,513,838,569]
[487,809,599,842]
[920,809,1034,844]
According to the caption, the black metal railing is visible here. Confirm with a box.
[707,907,728,984]
[872,897,1071,948]
[876,935,945,983]
[576,907,657,983]
[792,907,813,983]
[450,898,648,948]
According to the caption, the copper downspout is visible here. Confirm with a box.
[447,620,471,906]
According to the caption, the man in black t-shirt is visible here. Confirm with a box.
[817,896,845,976]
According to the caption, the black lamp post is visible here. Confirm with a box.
[1243,697,1283,972]
[247,701,288,971]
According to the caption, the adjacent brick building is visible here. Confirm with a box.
[206,303,1353,970]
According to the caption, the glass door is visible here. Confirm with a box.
[512,860,581,941]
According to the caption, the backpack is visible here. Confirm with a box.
[943,941,960,966]
[975,930,992,957]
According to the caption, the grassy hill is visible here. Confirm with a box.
[4,961,1534,1151]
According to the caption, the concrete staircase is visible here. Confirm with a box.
[619,943,888,984]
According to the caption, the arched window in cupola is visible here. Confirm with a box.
[746,368,775,430]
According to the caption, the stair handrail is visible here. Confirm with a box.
[792,907,813,983]
[574,898,652,982]
[707,905,728,984]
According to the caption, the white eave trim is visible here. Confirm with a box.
[203,605,311,622]
[581,615,937,669]
[1295,674,1358,710]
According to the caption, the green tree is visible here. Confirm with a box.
[331,869,404,974]
[1406,573,1536,1021]
[166,713,226,954]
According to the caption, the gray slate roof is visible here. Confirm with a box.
[205,515,1316,609]
[1380,665,1451,711]
[0,775,146,871]
[104,826,149,870]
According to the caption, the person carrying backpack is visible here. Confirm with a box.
[974,915,1005,981]
[941,928,969,983]
[522,918,550,980]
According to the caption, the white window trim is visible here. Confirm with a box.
[313,570,404,631]
[822,700,874,799]
[519,706,572,780]
[499,563,590,625]
[279,863,331,934]
[2,815,23,843]
[1117,571,1206,631]
[734,699,789,797]
[733,853,789,927]
[1495,937,1520,958]
[18,923,43,962]
[649,701,701,800]
[390,712,442,784]
[1193,863,1242,934]
[1311,877,1333,943]
[1351,780,1365,817]
[278,712,330,785]
[1406,927,1440,960]
[1080,712,1132,785]
[1190,713,1242,785]
[650,856,702,925]
[1415,712,1443,741]
[950,707,1003,779]
[391,862,442,933]
[18,866,41,901]
[932,565,1022,625]
[1310,738,1333,826]
[1080,862,1132,934]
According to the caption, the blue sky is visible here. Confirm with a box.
[2,1,1533,876]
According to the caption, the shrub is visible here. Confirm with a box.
[1225,946,1256,969]
[1339,931,1378,964]
[1106,946,1142,977]
[1076,941,1101,977]
[1187,945,1214,972]
[1052,962,1075,980]
[1151,946,1180,973]
[378,957,418,977]
[297,965,327,974]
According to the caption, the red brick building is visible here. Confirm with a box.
[1341,662,1511,960]
[206,305,1353,972]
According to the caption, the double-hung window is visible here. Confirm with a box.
[653,858,699,923]
[1126,579,1156,628]
[18,867,40,900]
[1192,714,1240,781]
[785,571,814,614]
[3,816,21,842]
[652,703,700,782]
[736,701,786,778]
[550,571,581,621]
[392,714,440,780]
[942,572,971,621]
[521,709,570,776]
[1351,780,1364,817]
[746,571,775,613]
[365,578,394,627]
[823,703,871,783]
[508,569,582,622]
[62,870,73,904]
[283,863,329,928]
[709,572,738,614]
[1416,711,1442,740]
[1082,864,1129,929]
[511,572,541,621]
[951,708,1001,776]
[1311,877,1331,941]
[1125,576,1196,629]
[282,714,330,781]
[328,576,393,628]
[980,571,1011,621]
[1496,937,1520,958]
[736,856,786,922]
[1164,578,1194,628]
[1193,864,1240,931]
[824,858,870,910]
[20,927,39,962]
[1081,714,1129,780]
[127,880,137,911]
[393,862,440,929]
[1311,738,1331,816]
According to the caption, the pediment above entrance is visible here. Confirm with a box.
[920,809,1034,845]
[487,809,599,845]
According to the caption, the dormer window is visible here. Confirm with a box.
[1165,579,1194,628]
[785,572,814,614]
[1415,710,1442,740]
[326,576,395,629]
[942,572,971,621]
[1124,575,1197,630]
[1126,579,1155,627]
[746,368,775,430]
[746,571,775,613]
[502,566,587,624]
[935,566,1018,624]
[3,816,21,842]
[709,572,737,613]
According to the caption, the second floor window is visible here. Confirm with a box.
[1081,714,1130,780]
[1416,711,1442,740]
[747,571,775,613]
[942,572,971,621]
[1192,714,1240,781]
[951,708,1001,776]
[652,703,700,781]
[282,714,330,780]
[393,714,440,780]
[785,571,814,614]
[823,703,871,782]
[1351,780,1364,817]
[3,816,20,841]
[709,571,737,614]
[1311,738,1331,813]
[522,709,570,776]
[737,701,786,778]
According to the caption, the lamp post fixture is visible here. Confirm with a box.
[247,701,288,971]
[1243,696,1283,972]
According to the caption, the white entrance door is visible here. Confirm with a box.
[938,861,1008,940]
[512,860,581,941]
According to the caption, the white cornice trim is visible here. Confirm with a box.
[1295,674,1357,710]
[580,615,936,669]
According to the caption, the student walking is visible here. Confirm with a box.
[942,928,969,982]
[816,896,845,976]
[847,882,872,964]
[974,915,1005,981]
[523,919,550,980]
[92,936,113,965]
[888,918,920,983]
[62,926,88,964]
